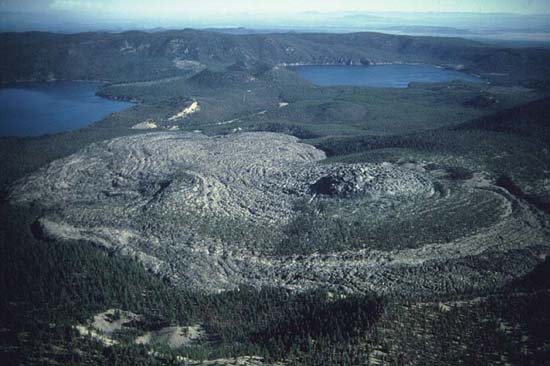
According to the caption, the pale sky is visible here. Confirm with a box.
[1,0,549,17]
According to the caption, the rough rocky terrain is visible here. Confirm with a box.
[76,309,208,351]
[135,325,206,348]
[10,132,550,296]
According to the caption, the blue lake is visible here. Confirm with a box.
[293,64,482,88]
[0,81,133,137]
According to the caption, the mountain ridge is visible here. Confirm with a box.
[2,29,550,87]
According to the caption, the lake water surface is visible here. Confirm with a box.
[293,64,482,87]
[0,81,133,137]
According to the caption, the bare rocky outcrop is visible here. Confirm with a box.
[310,164,434,198]
[168,100,200,121]
[132,119,158,129]
[10,132,550,296]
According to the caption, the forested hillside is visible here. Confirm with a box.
[2,30,550,87]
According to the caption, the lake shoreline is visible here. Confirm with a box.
[0,81,134,138]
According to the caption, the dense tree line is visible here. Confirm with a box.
[0,203,383,365]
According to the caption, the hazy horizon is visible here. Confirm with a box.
[1,0,550,44]
[3,0,550,16]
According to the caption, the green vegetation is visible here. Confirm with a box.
[1,28,550,366]
[276,188,505,255]
[2,199,549,365]
[3,30,550,87]
[0,204,382,365]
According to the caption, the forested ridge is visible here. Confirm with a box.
[2,29,550,87]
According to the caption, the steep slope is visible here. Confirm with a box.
[455,97,550,142]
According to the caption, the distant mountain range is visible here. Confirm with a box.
[2,10,550,41]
